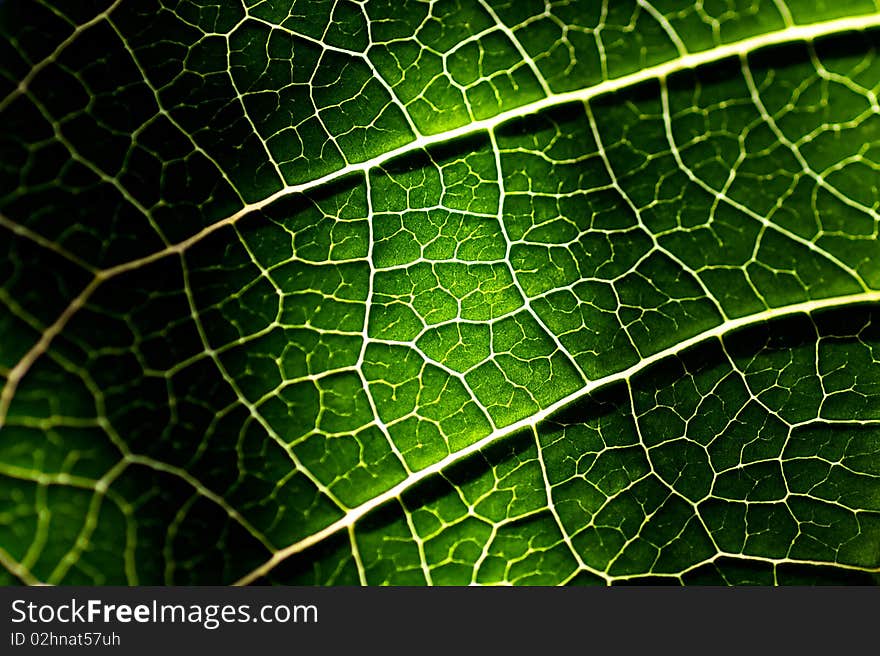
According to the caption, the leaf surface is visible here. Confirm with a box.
[1,0,880,585]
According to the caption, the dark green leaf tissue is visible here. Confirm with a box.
[1,0,880,585]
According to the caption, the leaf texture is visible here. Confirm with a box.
[1,0,880,585]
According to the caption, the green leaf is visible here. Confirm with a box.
[1,0,880,585]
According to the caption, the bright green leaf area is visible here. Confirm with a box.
[1,0,880,585]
